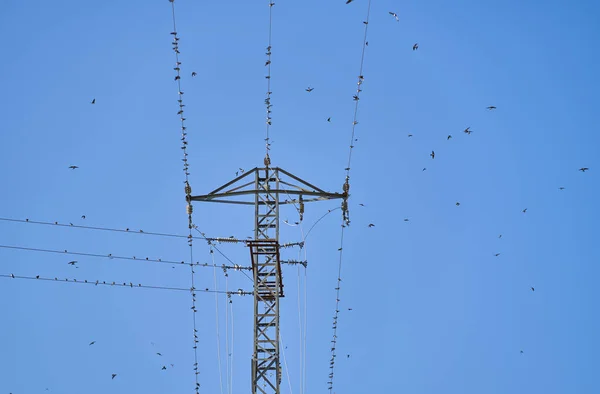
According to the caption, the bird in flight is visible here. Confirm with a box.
[531,287,535,292]
[422,167,427,171]
[464,127,472,135]
[111,374,117,380]
[389,12,399,22]
[404,218,409,222]
[368,223,375,228]
[447,135,452,140]
[89,341,96,346]
[162,366,167,370]
[68,165,79,170]
[456,202,460,206]
[156,352,162,356]
[191,71,197,77]
[498,234,502,238]
[494,253,500,257]
[520,350,524,354]
[346,0,353,3]
[413,43,419,51]
[579,167,589,172]
[486,106,496,110]
[90,98,95,104]
[81,215,86,219]
[359,203,365,206]
[522,208,527,213]
[305,87,314,92]
[408,134,413,137]
[559,187,565,190]
[68,260,77,266]
[327,117,331,122]
[430,150,435,159]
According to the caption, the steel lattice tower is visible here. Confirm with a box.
[191,159,345,394]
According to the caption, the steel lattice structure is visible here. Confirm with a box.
[191,162,344,394]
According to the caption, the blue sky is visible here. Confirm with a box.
[1,0,599,393]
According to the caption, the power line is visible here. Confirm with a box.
[264,1,275,156]
[167,1,201,392]
[329,1,372,392]
[0,217,249,244]
[0,244,251,271]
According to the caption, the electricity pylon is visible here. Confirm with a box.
[190,157,345,394]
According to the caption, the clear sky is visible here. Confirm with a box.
[1,0,599,393]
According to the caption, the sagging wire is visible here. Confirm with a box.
[227,289,235,394]
[329,1,372,392]
[0,244,250,270]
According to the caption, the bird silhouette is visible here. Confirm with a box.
[191,72,197,77]
[327,117,331,122]
[162,366,167,370]
[346,0,354,4]
[89,341,96,346]
[111,374,117,380]
[486,106,496,110]
[430,150,435,159]
[413,43,419,50]
[157,352,162,356]
[456,202,460,206]
[81,215,86,219]
[464,127,472,135]
[68,165,79,170]
[447,135,452,140]
[494,253,500,257]
[388,12,399,21]
[499,234,502,238]
[559,187,565,190]
[531,287,535,292]
[91,98,95,104]
[579,167,589,172]
[368,223,375,227]
[359,203,365,206]
[522,208,527,213]
[305,87,314,92]
[408,134,413,137]
[404,218,409,222]
[68,261,77,266]
[520,350,524,354]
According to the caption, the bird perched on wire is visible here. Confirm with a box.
[413,43,419,50]
[389,11,399,21]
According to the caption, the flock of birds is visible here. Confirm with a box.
[7,1,591,392]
